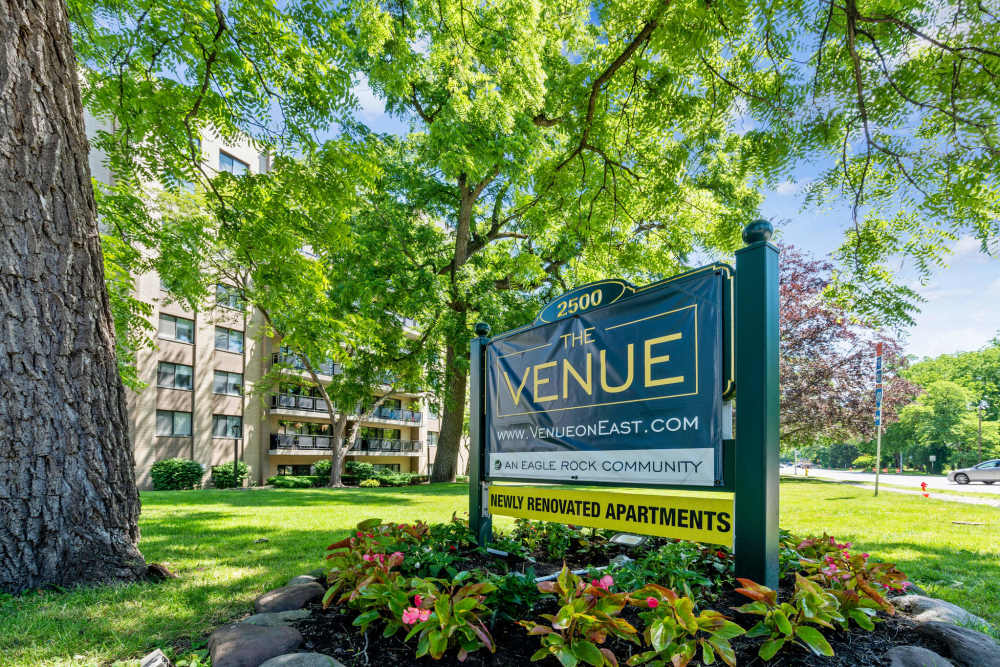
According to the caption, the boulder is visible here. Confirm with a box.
[241,609,311,627]
[896,595,991,629]
[306,568,326,579]
[917,621,1000,667]
[287,575,319,587]
[259,653,344,667]
[254,582,325,613]
[885,646,953,667]
[208,624,302,667]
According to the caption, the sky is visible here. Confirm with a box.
[350,79,1000,361]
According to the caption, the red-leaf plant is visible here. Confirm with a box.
[732,575,842,661]
[625,584,744,667]
[401,571,497,662]
[794,534,909,614]
[519,565,638,667]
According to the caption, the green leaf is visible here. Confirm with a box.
[531,648,552,662]
[758,637,786,661]
[571,640,605,667]
[556,647,580,667]
[352,610,380,628]
[848,609,876,631]
[772,609,793,636]
[795,626,834,656]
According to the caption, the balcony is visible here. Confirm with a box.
[369,406,422,423]
[269,394,422,423]
[270,393,328,413]
[269,433,422,454]
[271,352,341,377]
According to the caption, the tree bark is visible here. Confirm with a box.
[0,0,146,592]
[431,341,468,482]
[431,179,476,483]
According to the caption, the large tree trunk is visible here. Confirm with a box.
[431,341,468,482]
[0,0,146,592]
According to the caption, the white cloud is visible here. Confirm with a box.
[952,235,986,261]
[352,74,386,120]
[775,180,802,195]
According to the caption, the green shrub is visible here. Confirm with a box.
[150,458,204,490]
[374,472,417,487]
[345,461,376,480]
[852,454,876,469]
[359,478,380,487]
[311,459,332,477]
[211,461,250,489]
[267,475,325,488]
[456,475,470,483]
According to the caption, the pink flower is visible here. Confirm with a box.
[591,574,614,591]
[362,554,374,562]
[902,581,912,589]
[414,595,423,607]
[861,553,870,560]
[392,551,403,560]
[356,531,363,538]
[822,566,837,577]
[366,533,374,538]
[419,609,431,622]
[402,607,421,625]
[646,597,659,609]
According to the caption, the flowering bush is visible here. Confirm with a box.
[794,534,908,613]
[520,565,638,667]
[626,583,744,667]
[401,572,497,661]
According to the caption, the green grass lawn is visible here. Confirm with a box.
[0,479,996,666]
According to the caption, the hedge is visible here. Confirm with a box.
[150,458,204,490]
[266,475,326,488]
[211,461,250,489]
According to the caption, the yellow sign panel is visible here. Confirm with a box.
[489,485,733,547]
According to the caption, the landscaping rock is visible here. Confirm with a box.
[306,568,326,579]
[242,610,312,627]
[896,595,992,628]
[885,646,953,667]
[208,624,302,667]
[140,648,173,667]
[254,582,325,613]
[287,575,319,587]
[916,621,1000,667]
[259,653,344,667]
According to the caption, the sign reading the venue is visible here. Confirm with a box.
[484,265,732,487]
[488,485,734,547]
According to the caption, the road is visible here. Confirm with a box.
[782,467,1000,495]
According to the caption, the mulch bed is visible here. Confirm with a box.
[292,582,952,666]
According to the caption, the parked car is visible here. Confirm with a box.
[947,459,1000,485]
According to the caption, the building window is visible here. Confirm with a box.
[212,415,243,438]
[156,410,192,436]
[372,463,401,473]
[213,370,243,396]
[215,283,244,311]
[380,397,403,410]
[427,431,439,446]
[215,326,244,354]
[277,420,330,436]
[158,314,194,343]
[219,150,249,176]
[276,464,312,476]
[157,362,193,391]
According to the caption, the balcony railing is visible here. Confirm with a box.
[270,393,328,412]
[270,433,334,450]
[354,437,423,453]
[270,394,422,423]
[271,352,341,377]
[370,406,422,423]
[269,433,422,453]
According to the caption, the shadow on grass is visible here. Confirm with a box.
[140,482,470,509]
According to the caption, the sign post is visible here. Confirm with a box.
[874,342,884,497]
[469,322,492,545]
[733,221,780,589]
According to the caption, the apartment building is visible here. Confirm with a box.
[86,115,455,488]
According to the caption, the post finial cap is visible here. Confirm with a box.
[742,219,774,245]
[474,322,491,337]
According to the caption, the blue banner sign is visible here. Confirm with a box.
[484,266,730,486]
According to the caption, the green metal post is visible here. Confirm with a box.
[734,220,780,588]
[468,322,492,546]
